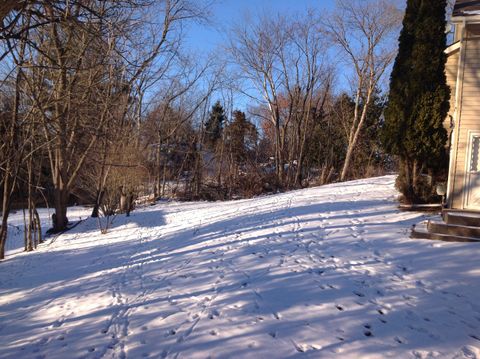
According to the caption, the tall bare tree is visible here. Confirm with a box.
[230,14,287,184]
[13,0,207,232]
[324,0,401,181]
[230,11,332,187]
[0,13,32,259]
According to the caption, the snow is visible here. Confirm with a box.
[4,206,92,255]
[1,175,479,359]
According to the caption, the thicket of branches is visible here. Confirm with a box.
[0,0,402,258]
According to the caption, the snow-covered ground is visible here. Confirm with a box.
[1,175,479,359]
[4,206,92,255]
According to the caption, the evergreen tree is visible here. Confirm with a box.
[226,110,258,164]
[204,101,226,150]
[382,0,450,203]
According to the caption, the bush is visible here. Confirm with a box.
[395,168,443,204]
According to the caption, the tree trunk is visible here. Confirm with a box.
[216,137,226,188]
[161,138,169,197]
[1,161,12,259]
[341,145,355,182]
[120,187,127,213]
[92,144,109,218]
[53,188,69,232]
[34,208,42,244]
[402,158,415,203]
[91,189,105,218]
[26,153,34,251]
[23,208,27,251]
[26,205,33,252]
[0,217,8,260]
[412,159,422,201]
[0,157,12,259]
[126,192,134,217]
[340,85,374,182]
[274,116,284,186]
[155,133,162,198]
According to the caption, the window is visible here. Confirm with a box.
[470,135,480,172]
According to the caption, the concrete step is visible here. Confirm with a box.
[443,210,480,227]
[411,226,480,242]
[399,203,442,212]
[427,220,480,238]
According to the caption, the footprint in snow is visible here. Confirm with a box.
[378,317,388,324]
[353,290,366,298]
[412,349,441,359]
[50,319,64,328]
[165,329,176,337]
[292,341,310,353]
[308,268,325,276]
[37,338,48,345]
[456,346,480,359]
[403,294,417,302]
[394,336,406,344]
[377,308,387,316]
[209,309,220,319]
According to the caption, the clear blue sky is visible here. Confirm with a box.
[185,0,336,54]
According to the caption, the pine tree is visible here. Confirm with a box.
[382,0,450,203]
[226,110,257,164]
[204,101,226,150]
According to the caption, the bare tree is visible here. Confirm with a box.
[230,14,287,184]
[279,13,333,187]
[11,0,208,232]
[324,0,401,181]
[0,0,23,20]
[230,11,333,188]
[0,15,32,259]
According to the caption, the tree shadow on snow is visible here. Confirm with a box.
[0,197,479,358]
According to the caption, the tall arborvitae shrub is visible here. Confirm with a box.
[383,0,450,203]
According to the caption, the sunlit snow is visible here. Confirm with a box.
[1,176,479,358]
